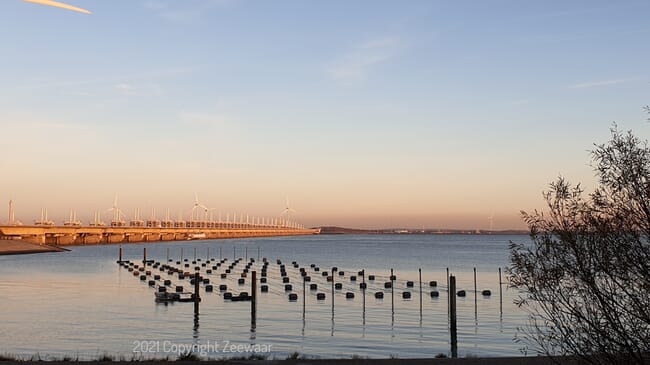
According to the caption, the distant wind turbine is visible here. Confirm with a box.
[488,213,494,232]
[280,197,296,222]
[23,0,91,14]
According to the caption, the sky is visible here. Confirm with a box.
[0,0,649,229]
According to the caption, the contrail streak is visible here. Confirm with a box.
[23,0,91,14]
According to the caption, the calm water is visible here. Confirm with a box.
[0,234,530,360]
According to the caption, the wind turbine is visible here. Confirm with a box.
[191,193,212,221]
[106,194,126,226]
[488,213,494,232]
[280,197,297,226]
[23,0,92,14]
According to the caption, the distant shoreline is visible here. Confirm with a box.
[316,226,529,235]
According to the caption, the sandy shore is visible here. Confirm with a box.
[0,239,66,255]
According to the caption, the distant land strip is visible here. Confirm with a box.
[317,226,529,235]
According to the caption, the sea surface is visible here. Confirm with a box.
[0,234,531,360]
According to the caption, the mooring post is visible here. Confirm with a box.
[194,272,200,304]
[446,267,450,316]
[219,247,222,260]
[143,247,147,264]
[331,268,335,315]
[449,275,457,358]
[181,247,183,261]
[166,247,169,262]
[391,268,395,316]
[362,269,366,319]
[474,267,478,318]
[419,268,423,318]
[257,247,260,261]
[245,247,248,261]
[498,267,503,316]
[119,246,122,263]
[207,247,210,260]
[233,246,235,261]
[251,270,257,324]
[194,247,196,260]
[302,273,306,317]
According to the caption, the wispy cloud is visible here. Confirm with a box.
[568,77,635,89]
[113,83,135,96]
[328,37,402,82]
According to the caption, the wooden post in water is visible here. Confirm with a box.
[419,268,423,318]
[474,267,478,318]
[331,268,335,315]
[391,268,395,315]
[257,247,260,261]
[143,247,147,264]
[119,246,122,263]
[219,247,222,260]
[361,269,366,319]
[181,247,183,261]
[166,247,169,262]
[251,271,257,324]
[207,247,210,260]
[194,247,196,260]
[446,267,450,316]
[233,246,235,261]
[245,247,248,261]
[302,273,306,318]
[498,267,503,316]
[449,275,458,358]
[194,272,200,303]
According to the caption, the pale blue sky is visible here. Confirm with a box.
[1,0,649,229]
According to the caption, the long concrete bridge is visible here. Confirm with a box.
[0,225,320,246]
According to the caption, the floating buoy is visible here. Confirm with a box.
[261,272,267,277]
[241,272,247,278]
[176,261,181,265]
[384,282,392,289]
[203,278,210,284]
[350,276,357,282]
[338,271,344,276]
[154,275,161,280]
[176,286,184,292]
[140,275,146,281]
[190,279,196,285]
[310,284,318,290]
[285,284,293,291]
[148,280,156,286]
[238,278,245,285]
[375,292,384,299]
[322,272,329,277]
[314,267,320,272]
[430,291,439,297]
[280,271,287,277]
[145,270,152,276]
[358,270,364,276]
[260,277,267,284]
[223,292,233,300]
[482,290,492,296]
[164,280,171,286]
[221,273,227,279]
[261,285,269,293]
[402,291,411,299]
[201,263,206,267]
[192,261,196,264]
[359,283,367,289]
[184,259,188,262]
[184,264,190,268]
[301,271,307,277]
[288,293,298,301]
[368,275,375,281]
[304,276,311,282]
[139,267,145,272]
[225,269,231,274]
[390,275,396,281]
[457,290,466,297]
[178,273,184,279]
[158,286,166,293]
[194,267,200,271]
[205,285,213,292]
[277,259,282,264]
[310,263,315,268]
[326,276,333,282]
[283,277,290,283]
[346,292,355,299]
[334,283,342,290]
[316,293,326,300]
[429,281,437,287]
[206,269,212,274]
[406,281,414,287]
[219,284,227,291]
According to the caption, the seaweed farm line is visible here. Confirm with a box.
[0,235,528,359]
